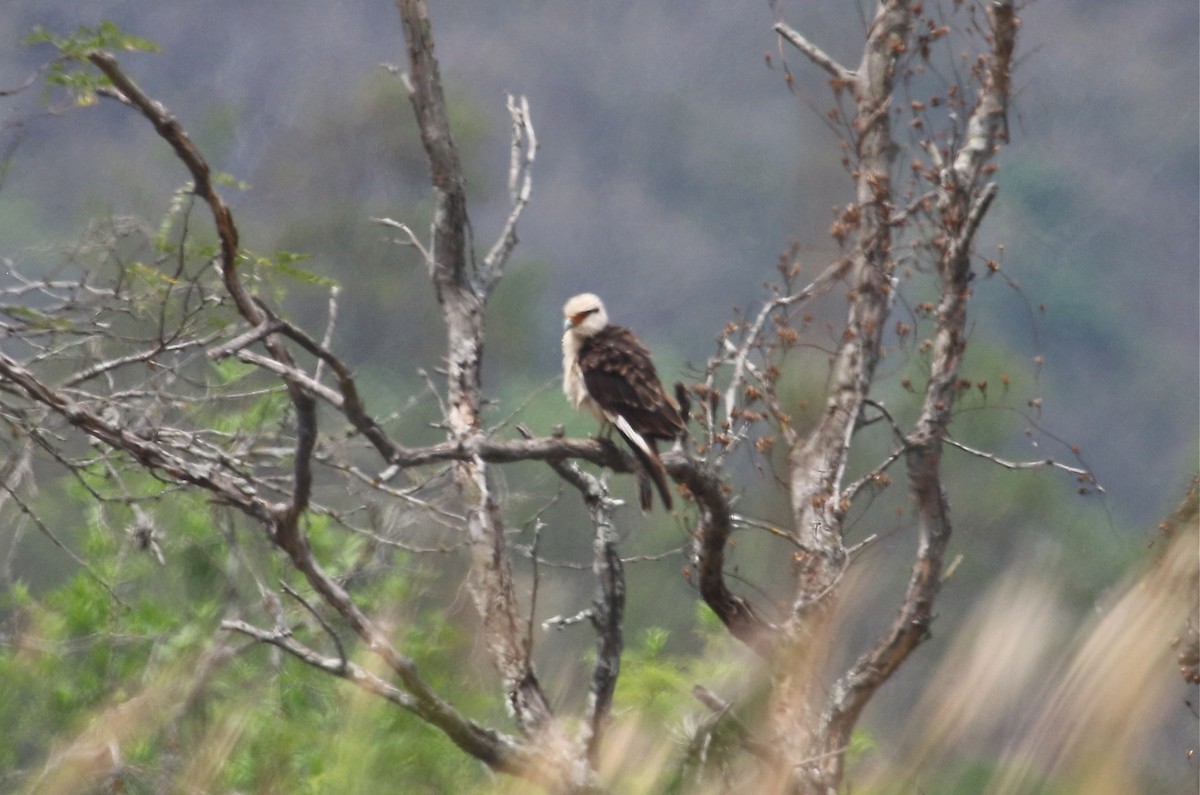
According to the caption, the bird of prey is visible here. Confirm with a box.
[562,293,685,511]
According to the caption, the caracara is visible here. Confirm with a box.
[562,293,684,511]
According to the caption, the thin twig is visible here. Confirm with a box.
[372,216,433,267]
[479,94,537,291]
[722,258,851,426]
[281,580,347,672]
[0,480,129,608]
[943,436,1099,486]
[312,284,341,384]
[207,319,284,360]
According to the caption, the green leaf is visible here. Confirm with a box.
[24,23,160,106]
[213,172,252,191]
[247,249,338,288]
[24,22,161,57]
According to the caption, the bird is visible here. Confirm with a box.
[562,293,685,511]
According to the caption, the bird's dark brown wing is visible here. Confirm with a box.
[578,325,684,440]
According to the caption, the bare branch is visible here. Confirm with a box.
[670,453,777,656]
[87,52,254,325]
[0,477,128,608]
[479,94,537,291]
[947,181,998,265]
[690,684,777,764]
[722,257,851,427]
[255,312,409,465]
[542,453,624,761]
[0,66,44,97]
[818,4,1021,783]
[231,350,344,409]
[774,22,854,81]
[206,319,285,360]
[944,436,1099,486]
[312,284,341,384]
[0,350,274,523]
[542,608,595,631]
[842,399,909,503]
[731,513,803,548]
[395,0,474,294]
[280,580,347,672]
[221,619,528,774]
[87,49,329,577]
[783,0,913,589]
[396,0,557,746]
[371,216,433,268]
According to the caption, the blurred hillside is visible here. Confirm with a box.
[0,1,1196,790]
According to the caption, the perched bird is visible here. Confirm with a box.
[562,293,685,510]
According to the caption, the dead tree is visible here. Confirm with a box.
[0,3,1099,794]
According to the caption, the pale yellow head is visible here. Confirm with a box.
[562,293,608,337]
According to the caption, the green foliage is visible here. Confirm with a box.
[245,249,339,291]
[847,726,877,767]
[24,21,161,57]
[0,370,500,793]
[24,22,160,107]
[617,627,690,725]
[0,303,73,331]
[0,469,492,794]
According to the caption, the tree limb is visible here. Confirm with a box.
[774,22,854,81]
[395,0,556,746]
[541,453,624,762]
[221,619,528,774]
[816,3,1019,786]
[479,94,537,292]
[72,47,545,783]
[671,455,777,656]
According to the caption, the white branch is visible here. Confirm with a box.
[944,436,1100,488]
[372,216,433,269]
[479,94,537,292]
[233,349,344,408]
[542,608,594,631]
[774,21,854,81]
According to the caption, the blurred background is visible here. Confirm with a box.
[0,1,1196,792]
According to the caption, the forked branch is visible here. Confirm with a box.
[395,0,558,749]
[819,1,1020,781]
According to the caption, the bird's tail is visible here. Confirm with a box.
[612,414,673,511]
